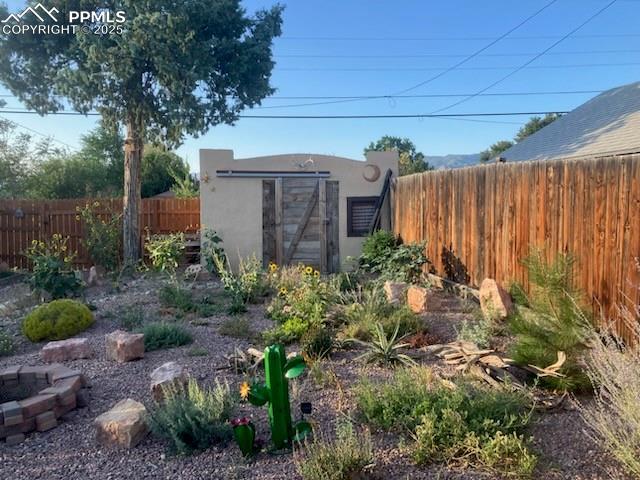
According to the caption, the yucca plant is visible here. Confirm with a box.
[350,322,417,367]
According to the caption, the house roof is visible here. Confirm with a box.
[501,81,640,162]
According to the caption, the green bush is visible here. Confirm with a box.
[218,317,255,341]
[77,202,121,272]
[355,366,535,476]
[118,304,145,331]
[148,378,234,455]
[159,284,196,311]
[0,330,14,356]
[359,230,398,272]
[145,232,186,279]
[359,231,428,283]
[142,322,193,351]
[22,299,94,342]
[200,228,225,275]
[295,419,374,480]
[24,235,82,299]
[263,317,310,345]
[509,250,593,391]
[339,287,420,341]
[301,327,334,359]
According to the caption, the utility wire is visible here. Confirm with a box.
[277,62,640,72]
[275,48,640,59]
[430,0,619,114]
[0,115,78,150]
[0,109,568,119]
[278,32,640,41]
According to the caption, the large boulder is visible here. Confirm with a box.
[479,278,514,320]
[41,338,92,363]
[105,330,144,363]
[407,285,429,314]
[94,399,148,448]
[383,281,408,305]
[150,362,188,401]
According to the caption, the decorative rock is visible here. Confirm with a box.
[94,399,148,448]
[150,362,188,401]
[87,266,99,286]
[407,285,429,313]
[479,278,514,320]
[383,280,408,305]
[41,338,92,363]
[105,330,144,363]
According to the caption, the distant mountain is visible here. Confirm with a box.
[425,153,481,169]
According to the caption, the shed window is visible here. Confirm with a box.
[347,196,378,237]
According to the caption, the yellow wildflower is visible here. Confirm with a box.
[239,381,251,401]
[304,266,313,275]
[269,262,278,272]
[75,215,80,221]
[93,201,100,207]
[313,270,320,278]
[279,287,288,296]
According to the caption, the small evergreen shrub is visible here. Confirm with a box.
[148,378,234,455]
[0,330,14,356]
[295,419,374,480]
[301,326,334,359]
[142,322,193,351]
[22,299,94,342]
[159,284,196,311]
[509,250,592,391]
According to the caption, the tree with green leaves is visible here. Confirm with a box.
[480,113,561,162]
[0,1,283,264]
[364,135,433,176]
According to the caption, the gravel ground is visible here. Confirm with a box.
[0,276,631,480]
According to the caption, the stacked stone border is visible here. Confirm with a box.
[0,364,88,445]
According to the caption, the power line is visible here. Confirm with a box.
[0,115,78,150]
[430,0,619,114]
[277,62,640,72]
[392,0,560,96]
[275,48,640,59]
[0,109,568,119]
[277,32,640,42]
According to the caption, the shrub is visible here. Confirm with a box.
[301,327,334,359]
[22,299,94,342]
[350,322,416,367]
[142,322,193,351]
[509,250,592,391]
[145,232,186,279]
[24,235,82,299]
[579,312,640,477]
[148,378,234,454]
[295,418,374,480]
[359,230,398,272]
[359,231,428,283]
[338,286,421,341]
[77,202,121,272]
[118,304,145,331]
[263,317,309,345]
[213,252,266,311]
[457,316,492,348]
[200,228,225,275]
[0,329,14,356]
[218,317,254,341]
[159,284,196,311]
[355,367,535,476]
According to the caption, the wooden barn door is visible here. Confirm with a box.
[263,178,339,273]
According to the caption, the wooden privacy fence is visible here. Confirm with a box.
[394,153,640,338]
[0,198,200,269]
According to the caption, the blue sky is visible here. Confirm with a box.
[1,0,639,171]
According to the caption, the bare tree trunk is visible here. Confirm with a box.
[123,113,143,265]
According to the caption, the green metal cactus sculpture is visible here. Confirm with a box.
[246,344,312,449]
